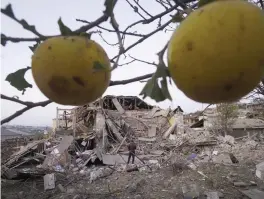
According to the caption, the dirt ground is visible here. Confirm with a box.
[2,140,264,199]
[2,159,264,199]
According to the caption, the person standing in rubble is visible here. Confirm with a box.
[127,140,137,164]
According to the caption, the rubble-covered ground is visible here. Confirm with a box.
[2,140,264,199]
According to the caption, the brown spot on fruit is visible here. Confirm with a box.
[217,20,224,26]
[186,41,193,51]
[48,76,69,95]
[224,84,233,91]
[48,46,52,50]
[259,59,264,66]
[72,76,85,87]
[85,39,92,48]
[239,14,245,31]
[192,76,196,80]
[71,38,75,42]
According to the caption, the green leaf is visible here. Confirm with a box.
[29,42,40,52]
[171,12,184,23]
[58,18,73,36]
[1,34,7,46]
[5,66,33,95]
[1,4,15,18]
[93,61,107,72]
[140,63,172,102]
[140,77,167,102]
[160,78,172,100]
[79,32,92,39]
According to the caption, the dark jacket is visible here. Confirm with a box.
[128,142,136,152]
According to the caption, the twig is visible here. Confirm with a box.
[109,4,125,70]
[156,0,169,10]
[129,55,158,66]
[73,14,109,34]
[1,36,42,43]
[98,32,119,46]
[112,19,173,61]
[1,98,52,125]
[76,18,146,37]
[132,0,153,17]
[125,0,147,20]
[1,71,154,124]
[118,60,136,66]
[1,7,44,38]
[109,72,154,86]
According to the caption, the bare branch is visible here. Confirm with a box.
[73,14,109,34]
[1,35,42,43]
[1,72,154,124]
[1,97,52,125]
[155,0,170,10]
[110,6,125,70]
[76,19,146,37]
[109,73,154,86]
[112,19,173,61]
[1,6,44,38]
[125,0,147,19]
[132,0,153,17]
[129,55,158,66]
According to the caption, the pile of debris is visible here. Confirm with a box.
[1,95,264,198]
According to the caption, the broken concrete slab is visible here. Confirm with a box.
[206,192,219,199]
[57,184,65,192]
[105,118,124,142]
[148,126,156,137]
[240,189,264,199]
[44,173,55,190]
[223,135,235,144]
[256,161,264,181]
[233,181,248,187]
[90,167,113,183]
[138,137,156,142]
[169,134,176,140]
[150,150,164,156]
[212,153,232,164]
[182,184,200,198]
[112,97,125,114]
[102,154,140,165]
[42,136,73,169]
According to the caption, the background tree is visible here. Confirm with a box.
[215,103,239,136]
[1,0,263,125]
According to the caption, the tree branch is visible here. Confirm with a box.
[1,98,52,125]
[76,19,146,37]
[1,72,154,124]
[109,73,153,86]
[111,19,173,61]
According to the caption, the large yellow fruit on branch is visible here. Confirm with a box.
[168,1,264,104]
[32,36,111,105]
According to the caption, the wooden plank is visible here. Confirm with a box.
[112,98,125,114]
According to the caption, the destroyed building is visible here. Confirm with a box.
[2,96,264,199]
[53,95,180,159]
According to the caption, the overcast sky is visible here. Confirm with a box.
[1,0,206,126]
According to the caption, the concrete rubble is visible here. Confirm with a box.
[1,96,264,199]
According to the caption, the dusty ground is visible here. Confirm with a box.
[2,141,264,199]
[2,160,264,199]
